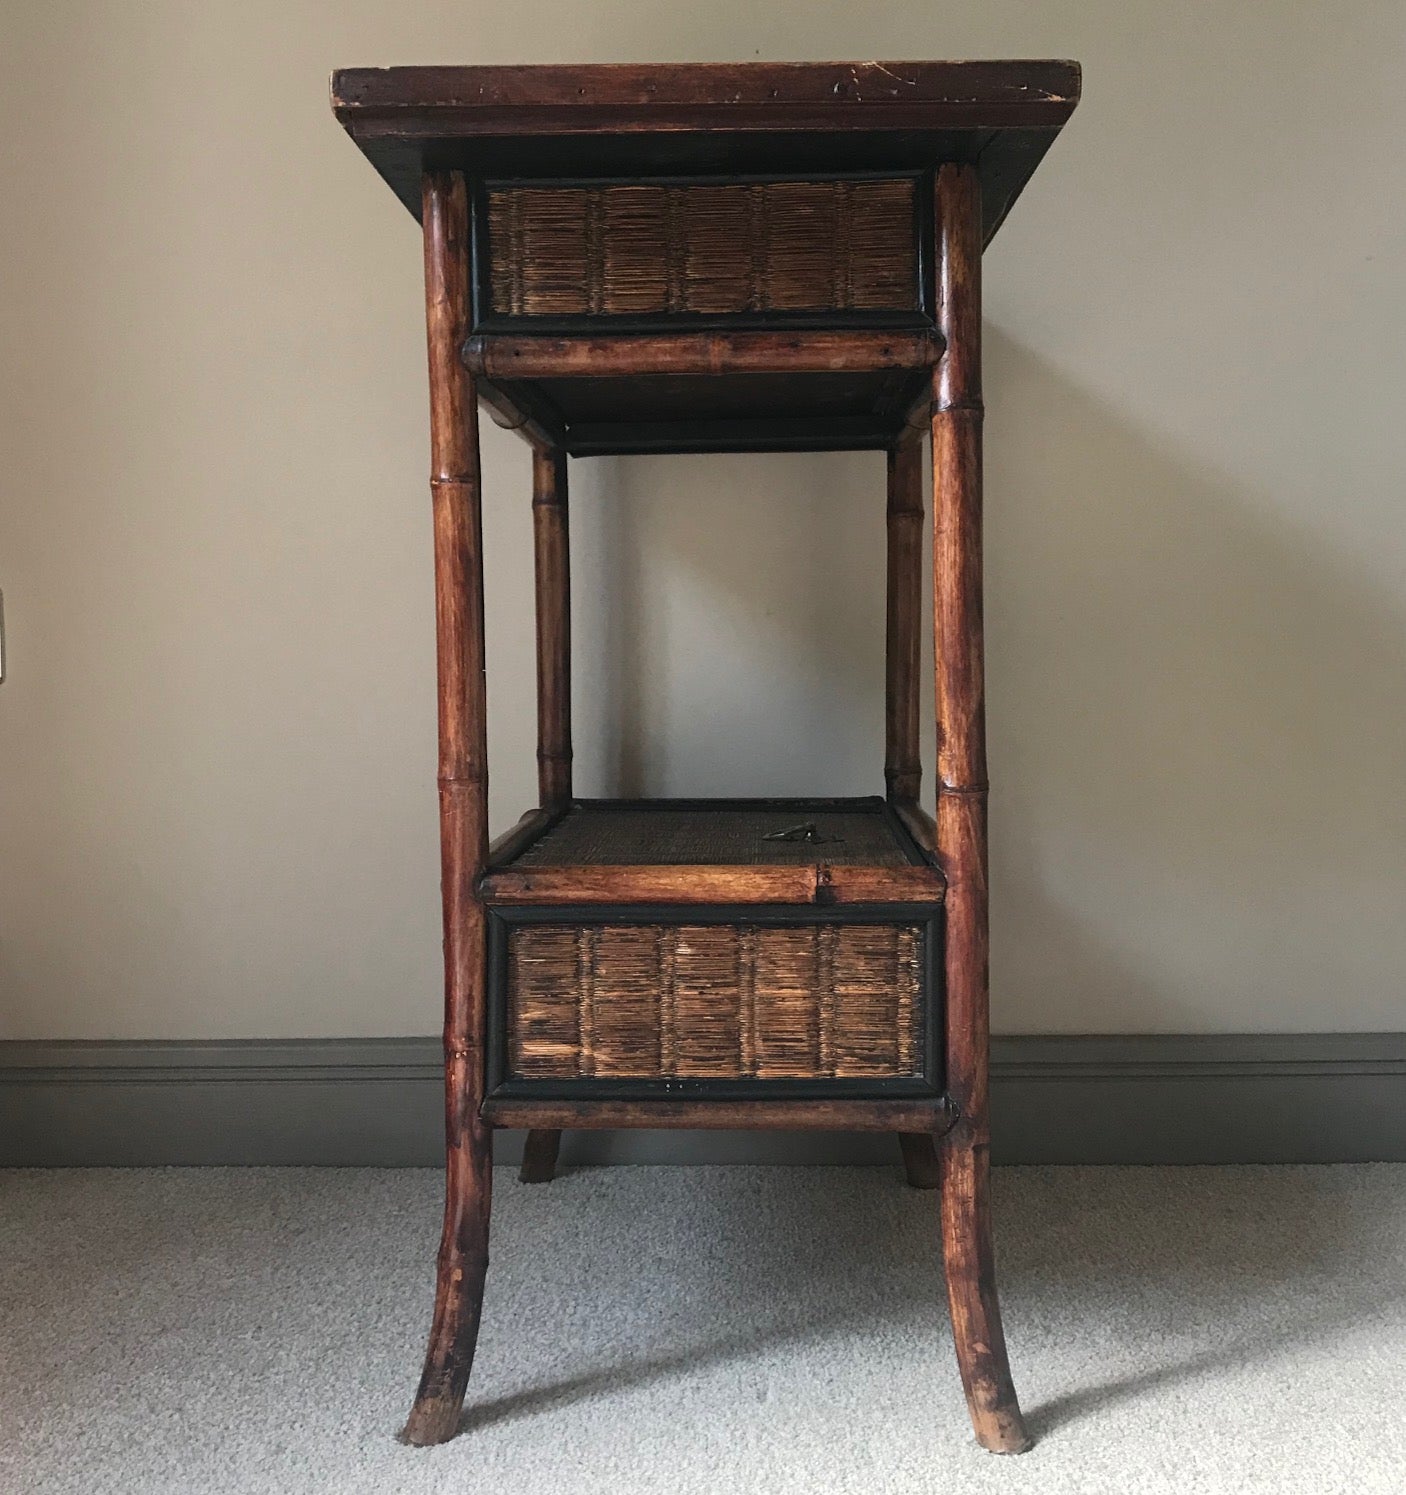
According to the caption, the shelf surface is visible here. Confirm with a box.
[487,366,932,456]
[511,799,922,869]
[481,798,944,906]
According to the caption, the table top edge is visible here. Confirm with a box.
[330,59,1082,127]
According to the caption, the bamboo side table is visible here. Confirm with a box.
[332,60,1081,1454]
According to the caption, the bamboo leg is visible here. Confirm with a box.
[402,170,493,1449]
[518,1126,562,1184]
[533,444,572,807]
[885,427,924,805]
[521,442,572,1181]
[898,1132,941,1190]
[940,1120,1026,1450]
[888,389,931,1189]
[932,162,1029,1455]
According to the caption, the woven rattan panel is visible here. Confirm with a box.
[514,806,914,868]
[508,922,923,1080]
[485,178,918,318]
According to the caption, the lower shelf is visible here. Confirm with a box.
[483,797,944,1102]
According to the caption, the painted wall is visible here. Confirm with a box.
[2,4,1403,1039]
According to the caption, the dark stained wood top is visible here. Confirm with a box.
[331,61,1080,245]
[333,60,1079,123]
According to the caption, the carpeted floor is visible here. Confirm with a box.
[2,1165,1403,1494]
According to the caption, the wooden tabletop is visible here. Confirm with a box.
[332,60,1080,244]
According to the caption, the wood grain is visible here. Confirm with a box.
[931,161,1028,1455]
[890,796,937,855]
[885,427,925,803]
[517,1125,561,1184]
[475,376,565,449]
[465,329,942,380]
[332,60,1081,130]
[481,863,945,906]
[486,806,559,866]
[941,1136,1028,1451]
[898,1132,941,1189]
[532,446,572,806]
[483,1095,953,1133]
[329,61,1082,1452]
[401,170,493,1450]
[331,61,1082,264]
[522,444,573,1188]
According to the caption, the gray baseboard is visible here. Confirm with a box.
[2,1034,1403,1167]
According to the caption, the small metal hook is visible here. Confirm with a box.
[761,821,842,845]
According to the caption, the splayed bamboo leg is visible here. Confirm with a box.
[401,169,493,1449]
[931,161,1029,1455]
[403,1052,492,1445]
[940,1128,1026,1451]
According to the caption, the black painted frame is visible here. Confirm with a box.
[484,900,945,1105]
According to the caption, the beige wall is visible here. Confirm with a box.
[2,3,1403,1040]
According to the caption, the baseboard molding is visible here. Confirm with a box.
[2,1033,1403,1167]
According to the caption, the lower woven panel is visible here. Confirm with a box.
[507,923,924,1080]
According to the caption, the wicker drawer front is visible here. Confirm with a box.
[508,923,924,1081]
[484,178,919,321]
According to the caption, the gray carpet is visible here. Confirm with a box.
[2,1165,1403,1494]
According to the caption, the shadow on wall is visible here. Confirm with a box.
[574,330,1406,1034]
